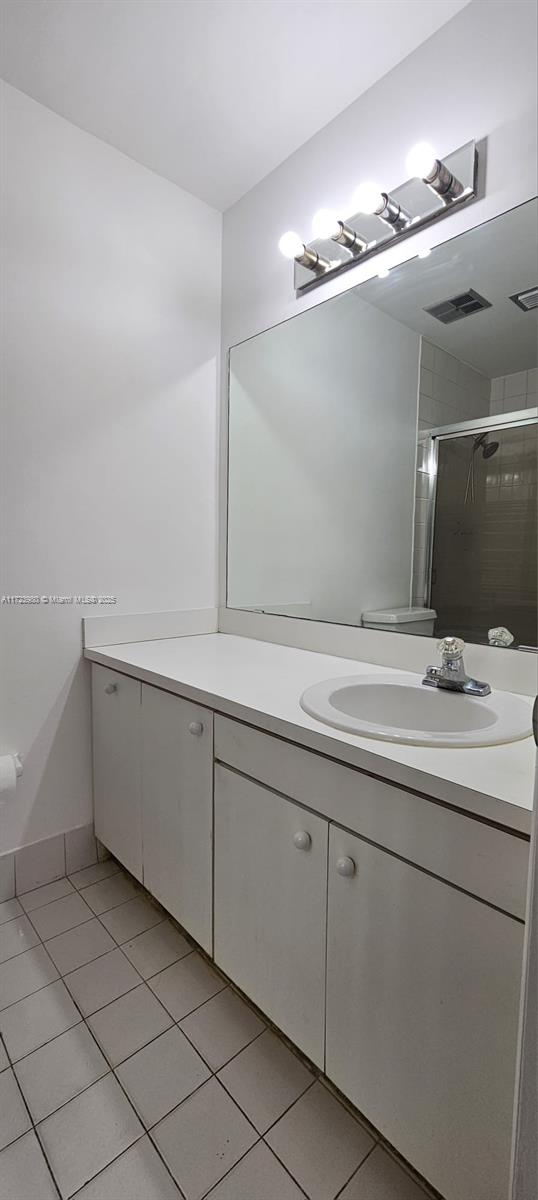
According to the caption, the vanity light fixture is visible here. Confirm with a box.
[278,230,331,274]
[406,142,464,201]
[285,138,478,295]
[354,182,411,233]
[311,209,367,255]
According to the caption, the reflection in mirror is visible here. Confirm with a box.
[227,201,538,649]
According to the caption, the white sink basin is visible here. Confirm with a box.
[300,673,532,747]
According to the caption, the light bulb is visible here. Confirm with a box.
[418,248,431,259]
[311,209,340,240]
[354,182,384,215]
[406,142,438,180]
[278,231,304,260]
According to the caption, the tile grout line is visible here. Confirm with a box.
[332,1140,378,1200]
[24,936,186,1200]
[1,1025,63,1198]
[3,873,439,1200]
[6,897,313,1199]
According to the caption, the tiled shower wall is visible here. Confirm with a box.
[490,368,537,414]
[412,340,491,606]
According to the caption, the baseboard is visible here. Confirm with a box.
[0,823,108,901]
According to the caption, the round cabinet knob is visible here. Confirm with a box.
[188,721,203,737]
[336,856,356,878]
[104,683,117,694]
[293,830,311,851]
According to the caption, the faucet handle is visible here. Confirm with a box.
[438,636,465,661]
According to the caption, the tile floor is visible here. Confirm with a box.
[0,863,437,1200]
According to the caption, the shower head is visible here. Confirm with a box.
[473,432,499,459]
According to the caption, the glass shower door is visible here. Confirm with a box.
[430,421,537,647]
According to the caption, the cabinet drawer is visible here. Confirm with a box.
[214,715,528,918]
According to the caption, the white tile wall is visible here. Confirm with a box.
[65,827,98,875]
[490,369,538,415]
[0,824,98,901]
[0,855,15,903]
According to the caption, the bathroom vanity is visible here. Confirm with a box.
[86,632,533,1200]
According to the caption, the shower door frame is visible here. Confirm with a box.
[420,406,538,624]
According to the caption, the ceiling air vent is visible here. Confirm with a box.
[424,289,492,324]
[509,286,538,312]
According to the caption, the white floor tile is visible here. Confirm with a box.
[117,1025,210,1128]
[28,891,93,940]
[0,899,22,926]
[149,952,226,1021]
[0,1067,31,1150]
[0,914,40,964]
[64,948,141,1016]
[266,1081,375,1200]
[153,1077,257,1200]
[69,860,120,890]
[45,917,115,975]
[100,895,163,944]
[15,835,65,894]
[82,873,139,915]
[0,944,59,1010]
[88,983,172,1066]
[180,986,265,1072]
[207,1140,305,1200]
[0,978,81,1062]
[0,1130,58,1200]
[217,1029,313,1134]
[38,1073,143,1199]
[75,1136,181,1199]
[339,1146,430,1199]
[15,1023,109,1122]
[19,877,74,913]
[122,920,191,979]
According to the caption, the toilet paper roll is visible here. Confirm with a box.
[0,754,22,803]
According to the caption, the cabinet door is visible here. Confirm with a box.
[141,685,213,953]
[326,826,524,1200]
[214,764,327,1066]
[92,665,142,880]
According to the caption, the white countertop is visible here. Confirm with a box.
[84,633,536,835]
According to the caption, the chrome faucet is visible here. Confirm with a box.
[422,637,491,697]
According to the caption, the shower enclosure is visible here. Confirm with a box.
[426,412,537,648]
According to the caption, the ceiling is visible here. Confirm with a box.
[358,200,538,378]
[0,0,469,211]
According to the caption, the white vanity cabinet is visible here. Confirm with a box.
[92,664,143,880]
[326,825,524,1200]
[141,684,213,953]
[91,665,213,948]
[213,763,328,1066]
[90,666,529,1200]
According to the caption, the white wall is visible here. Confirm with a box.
[228,292,420,623]
[0,82,221,853]
[220,0,538,602]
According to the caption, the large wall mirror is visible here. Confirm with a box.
[227,200,538,649]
